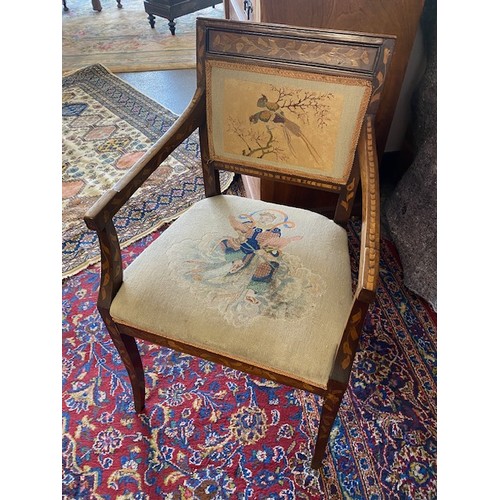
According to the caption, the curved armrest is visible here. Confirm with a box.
[329,116,380,385]
[355,115,380,303]
[84,88,206,232]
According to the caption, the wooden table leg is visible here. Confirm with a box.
[168,19,176,35]
[92,0,102,11]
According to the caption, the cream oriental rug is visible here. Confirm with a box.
[62,0,224,73]
[62,64,236,278]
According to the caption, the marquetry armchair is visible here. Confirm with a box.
[84,18,394,469]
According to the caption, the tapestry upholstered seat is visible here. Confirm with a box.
[110,195,353,389]
[84,18,394,469]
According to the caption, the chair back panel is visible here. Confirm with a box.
[196,18,395,191]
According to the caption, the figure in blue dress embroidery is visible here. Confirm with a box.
[218,210,302,304]
[178,208,324,326]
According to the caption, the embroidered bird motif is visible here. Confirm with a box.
[249,94,322,165]
[257,94,280,111]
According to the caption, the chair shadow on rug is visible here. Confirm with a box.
[84,18,394,469]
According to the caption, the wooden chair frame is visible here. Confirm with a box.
[84,18,393,469]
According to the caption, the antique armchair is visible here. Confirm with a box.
[84,18,394,469]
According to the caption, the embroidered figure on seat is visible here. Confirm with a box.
[174,209,325,327]
[219,210,302,304]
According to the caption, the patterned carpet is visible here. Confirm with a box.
[62,219,437,499]
[62,64,234,277]
[62,0,224,73]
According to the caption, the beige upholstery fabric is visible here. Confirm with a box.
[110,195,353,389]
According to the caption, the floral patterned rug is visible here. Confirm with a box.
[62,64,234,278]
[62,219,437,498]
[62,0,224,73]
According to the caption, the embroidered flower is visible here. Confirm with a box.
[409,462,430,485]
[93,428,123,455]
[62,358,75,380]
[254,468,284,488]
[198,359,215,374]
[162,382,186,406]
[204,431,221,447]
[165,418,195,443]
[97,412,114,424]
[186,466,236,498]
[253,445,277,464]
[122,460,139,471]
[189,450,203,466]
[273,446,286,463]
[277,424,294,440]
[229,406,268,445]
[76,313,103,343]
[65,381,96,413]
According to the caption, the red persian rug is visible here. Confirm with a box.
[62,220,437,498]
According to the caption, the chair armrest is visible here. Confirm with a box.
[84,88,206,232]
[355,115,380,303]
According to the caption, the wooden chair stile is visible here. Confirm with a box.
[84,18,394,469]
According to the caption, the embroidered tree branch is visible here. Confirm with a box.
[270,86,335,129]
[227,118,288,160]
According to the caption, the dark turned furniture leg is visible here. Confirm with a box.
[119,333,146,413]
[91,0,102,11]
[148,13,156,27]
[168,19,176,35]
[116,0,123,7]
[63,0,69,10]
[100,311,146,413]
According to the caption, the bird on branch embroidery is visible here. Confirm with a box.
[249,94,322,165]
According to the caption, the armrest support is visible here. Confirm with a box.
[329,116,381,386]
[96,219,123,311]
[84,88,206,232]
[355,115,380,304]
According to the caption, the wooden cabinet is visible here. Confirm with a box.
[224,0,424,211]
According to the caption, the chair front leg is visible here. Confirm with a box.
[102,314,146,413]
[91,220,145,412]
[311,380,346,469]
